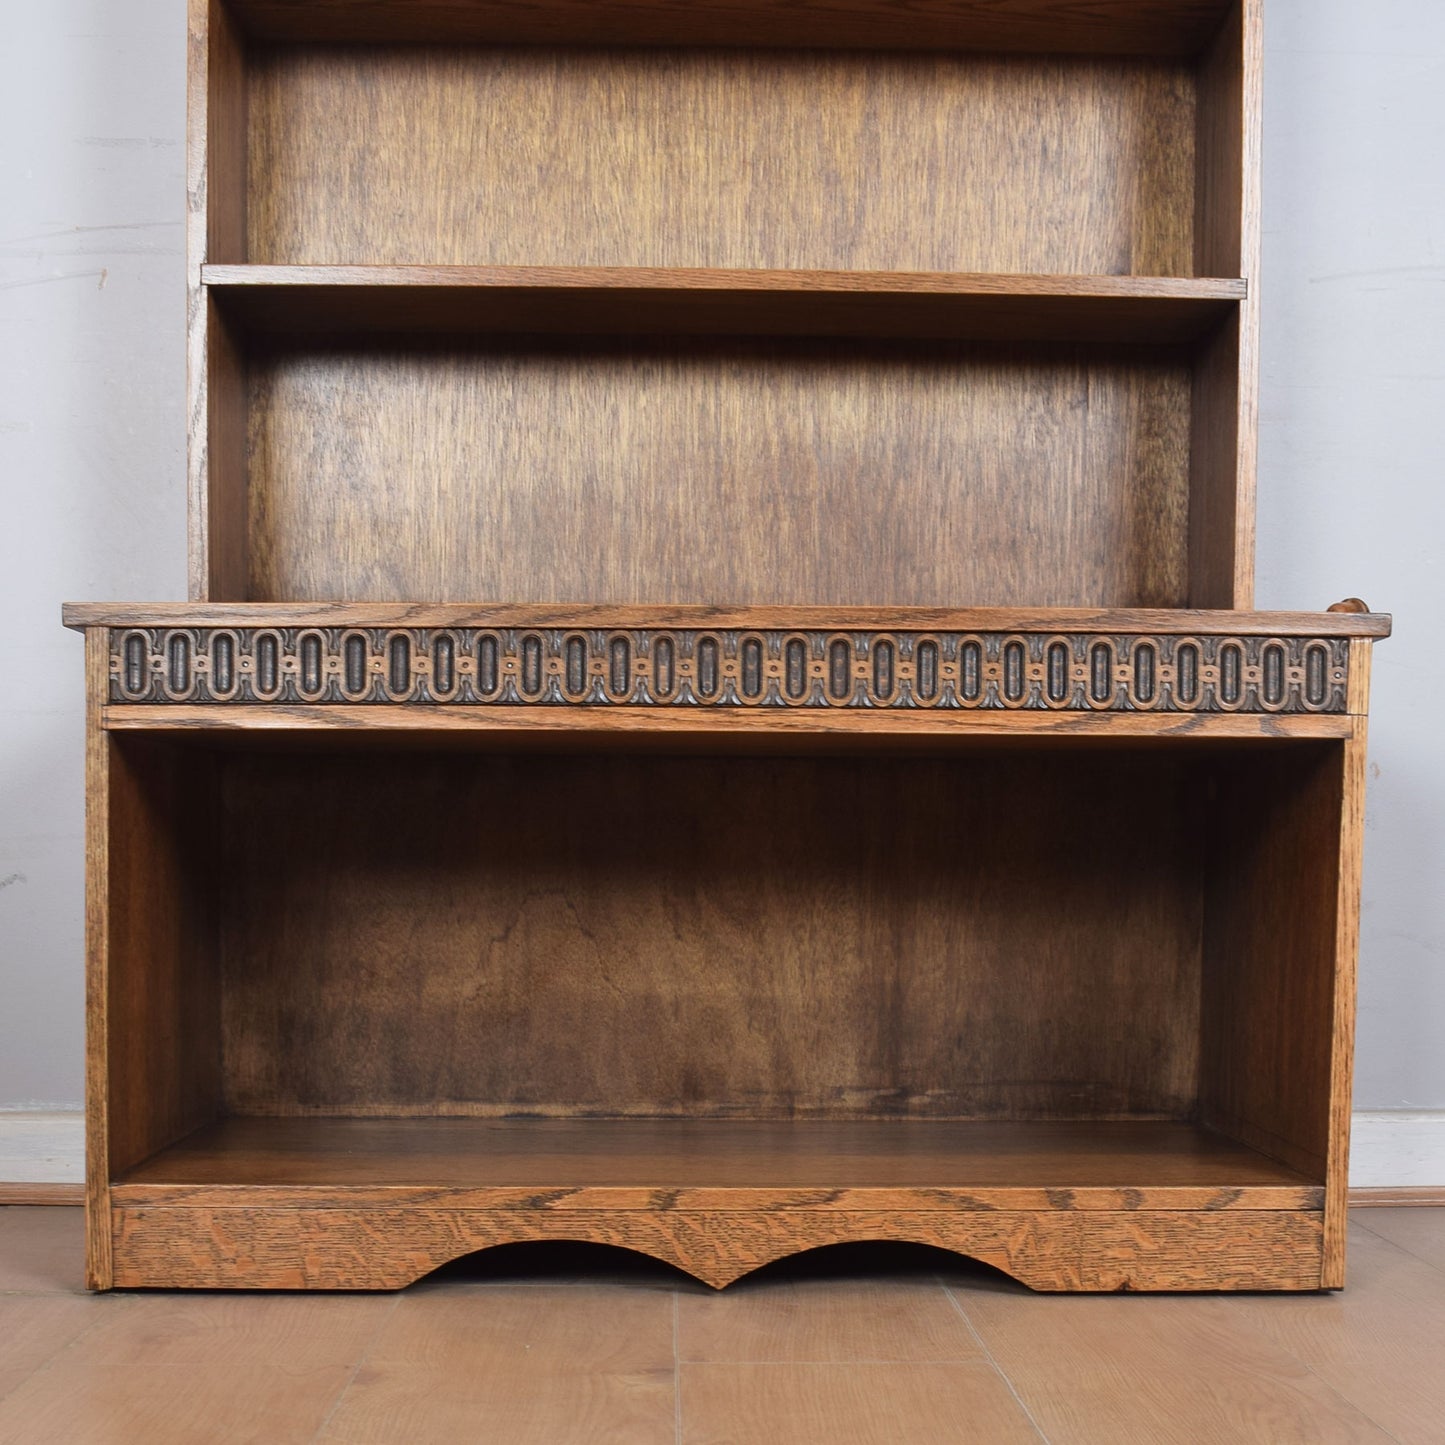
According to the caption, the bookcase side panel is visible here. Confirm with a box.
[189,0,250,600]
[83,635,114,1288]
[1199,739,1347,1234]
[1188,0,1262,606]
[102,735,224,1182]
[1322,657,1372,1286]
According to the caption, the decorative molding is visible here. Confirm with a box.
[108,627,1352,714]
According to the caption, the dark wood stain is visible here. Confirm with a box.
[217,750,1202,1120]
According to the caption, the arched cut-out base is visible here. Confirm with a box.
[108,1204,1326,1293]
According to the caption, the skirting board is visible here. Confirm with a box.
[0,1112,83,1190]
[1348,1112,1445,1190]
[2,1111,1443,1200]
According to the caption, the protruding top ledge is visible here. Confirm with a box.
[62,602,1392,638]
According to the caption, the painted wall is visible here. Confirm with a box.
[1256,4,1445,1110]
[1,5,1441,1138]
[0,0,186,1106]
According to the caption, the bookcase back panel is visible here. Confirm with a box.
[217,750,1204,1120]
[247,46,1196,275]
[246,339,1193,606]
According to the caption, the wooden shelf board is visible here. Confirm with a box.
[114,1117,1321,1213]
[205,265,1245,344]
[62,602,1392,637]
[224,0,1234,55]
[97,705,1359,746]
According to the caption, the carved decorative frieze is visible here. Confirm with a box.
[107,627,1352,713]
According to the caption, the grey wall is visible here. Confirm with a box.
[0,0,187,1104]
[0,2,1441,1109]
[1258,5,1445,1107]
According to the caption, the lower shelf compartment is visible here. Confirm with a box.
[117,1116,1319,1206]
[108,1119,1326,1292]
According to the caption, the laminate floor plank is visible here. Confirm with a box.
[1353,1205,1445,1274]
[317,1366,677,1445]
[0,1361,356,1445]
[317,1280,679,1444]
[0,1206,85,1294]
[70,1291,395,1369]
[678,1277,986,1363]
[0,1295,105,1404]
[951,1275,1399,1444]
[679,1362,1045,1445]
[356,1281,676,1373]
[1211,1221,1445,1445]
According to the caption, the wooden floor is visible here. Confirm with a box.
[1,1206,1442,1443]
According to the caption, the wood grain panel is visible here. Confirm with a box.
[224,0,1234,55]
[82,633,113,1290]
[1078,1210,1324,1290]
[187,1,249,600]
[97,705,1363,747]
[187,0,246,267]
[195,298,248,602]
[1187,313,1244,607]
[217,751,1204,1120]
[1200,742,1345,1185]
[245,339,1193,607]
[102,740,223,1179]
[1323,726,1369,1286]
[108,1204,1321,1292]
[96,732,223,1300]
[248,48,1195,275]
[110,1205,1086,1290]
[1188,0,1262,606]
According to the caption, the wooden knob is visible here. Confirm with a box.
[1327,598,1370,614]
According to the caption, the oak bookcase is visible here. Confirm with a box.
[65,0,1390,1293]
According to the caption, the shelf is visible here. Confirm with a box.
[205,266,1246,344]
[107,1118,1327,1290]
[224,0,1235,55]
[61,602,1393,636]
[66,602,1387,743]
[115,1118,1321,1212]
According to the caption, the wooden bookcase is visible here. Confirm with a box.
[64,0,1391,1293]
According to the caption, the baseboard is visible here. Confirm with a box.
[0,1183,84,1206]
[1349,1111,1445,1190]
[0,1111,83,1196]
[1349,1186,1445,1207]
[2,1110,1443,1201]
